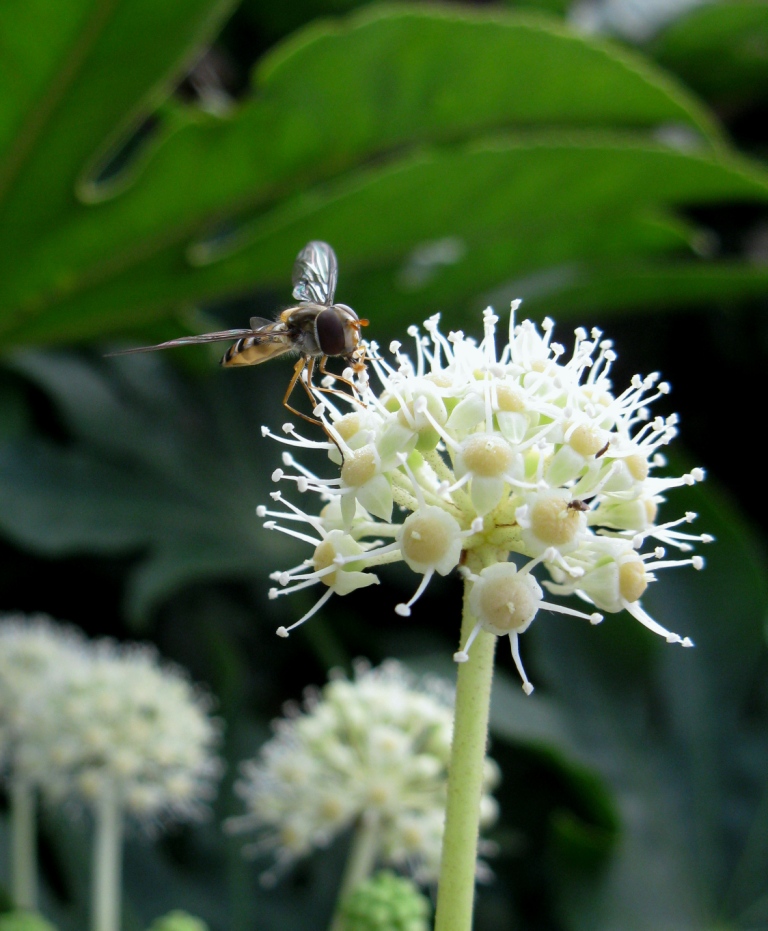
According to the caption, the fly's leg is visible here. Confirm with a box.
[283,355,345,459]
[314,351,368,407]
[282,356,322,427]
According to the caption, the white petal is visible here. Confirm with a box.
[332,570,380,596]
[446,394,485,434]
[470,476,505,516]
[357,474,394,522]
[340,492,358,527]
[377,420,418,462]
[545,445,586,486]
[496,411,529,445]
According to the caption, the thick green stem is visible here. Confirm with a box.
[92,786,123,931]
[10,776,37,910]
[328,814,381,931]
[434,551,497,931]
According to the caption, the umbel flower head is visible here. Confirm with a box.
[261,305,711,694]
[228,659,500,885]
[15,638,223,826]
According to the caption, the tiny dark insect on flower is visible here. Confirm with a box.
[107,241,368,428]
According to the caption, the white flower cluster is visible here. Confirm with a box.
[0,614,222,825]
[228,659,499,885]
[262,306,710,694]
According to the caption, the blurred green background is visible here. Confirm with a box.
[1,0,768,928]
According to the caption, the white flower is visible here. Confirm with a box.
[453,432,517,515]
[227,660,499,886]
[15,640,223,825]
[260,305,710,694]
[398,506,463,577]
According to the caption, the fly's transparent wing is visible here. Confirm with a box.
[292,241,338,306]
[106,327,267,356]
[249,316,276,330]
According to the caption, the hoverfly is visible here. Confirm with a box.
[108,241,368,428]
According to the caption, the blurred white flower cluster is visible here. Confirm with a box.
[228,659,499,885]
[569,0,708,41]
[0,615,86,768]
[262,306,710,693]
[0,613,222,825]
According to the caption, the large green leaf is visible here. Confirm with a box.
[0,0,237,236]
[5,135,768,343]
[0,4,759,348]
[485,261,768,318]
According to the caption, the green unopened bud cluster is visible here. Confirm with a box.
[146,911,209,931]
[0,911,207,931]
[0,912,57,931]
[338,871,431,931]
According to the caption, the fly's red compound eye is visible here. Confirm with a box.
[315,308,348,356]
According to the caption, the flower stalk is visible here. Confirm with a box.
[92,785,122,931]
[435,552,497,931]
[329,813,382,931]
[10,775,37,910]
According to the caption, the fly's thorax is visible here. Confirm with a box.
[268,301,363,360]
[279,303,358,358]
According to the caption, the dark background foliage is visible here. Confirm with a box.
[1,1,768,929]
